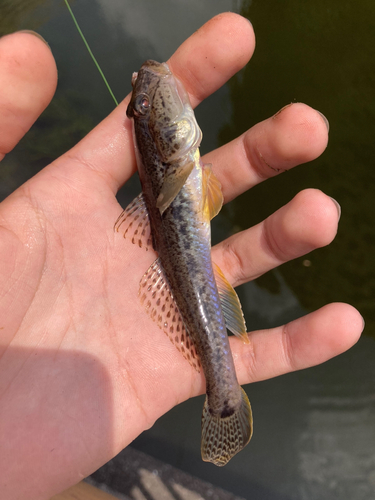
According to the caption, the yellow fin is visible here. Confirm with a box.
[201,387,253,466]
[213,262,249,344]
[114,193,153,251]
[202,164,223,220]
[139,258,201,372]
[156,161,194,215]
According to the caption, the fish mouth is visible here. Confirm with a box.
[139,59,171,77]
[127,60,191,120]
[127,60,201,159]
[127,61,171,119]
[138,60,190,107]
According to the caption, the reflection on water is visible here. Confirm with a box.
[299,405,375,499]
[0,0,374,498]
[296,337,375,500]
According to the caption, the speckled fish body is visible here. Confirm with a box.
[124,60,252,466]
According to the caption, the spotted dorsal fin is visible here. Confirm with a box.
[139,258,201,372]
[213,262,249,344]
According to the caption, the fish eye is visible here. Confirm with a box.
[134,93,150,116]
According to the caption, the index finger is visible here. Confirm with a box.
[168,13,255,107]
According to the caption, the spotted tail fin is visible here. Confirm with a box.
[201,388,253,466]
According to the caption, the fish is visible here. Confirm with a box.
[115,60,253,466]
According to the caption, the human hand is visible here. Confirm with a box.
[0,15,363,500]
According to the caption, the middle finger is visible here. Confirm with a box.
[212,188,340,287]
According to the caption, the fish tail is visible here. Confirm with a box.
[201,388,253,466]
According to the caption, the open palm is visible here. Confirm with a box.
[0,16,363,500]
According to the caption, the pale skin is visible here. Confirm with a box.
[0,14,363,500]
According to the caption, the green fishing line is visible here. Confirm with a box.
[64,0,119,106]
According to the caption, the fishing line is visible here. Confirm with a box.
[64,0,119,106]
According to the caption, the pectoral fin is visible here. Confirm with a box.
[139,258,201,372]
[114,193,153,251]
[156,161,194,215]
[202,164,223,220]
[213,262,249,344]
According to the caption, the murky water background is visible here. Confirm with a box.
[1,1,374,498]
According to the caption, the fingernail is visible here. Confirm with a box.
[316,110,330,133]
[273,103,294,119]
[17,30,51,50]
[329,196,341,221]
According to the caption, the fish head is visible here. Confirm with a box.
[127,60,202,162]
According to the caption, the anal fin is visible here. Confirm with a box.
[139,258,201,372]
[114,193,153,251]
[213,262,249,344]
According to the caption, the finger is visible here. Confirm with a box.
[212,189,340,287]
[0,31,57,161]
[204,103,329,202]
[168,13,255,107]
[229,303,363,385]
[55,13,255,194]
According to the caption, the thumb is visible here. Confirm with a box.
[0,31,57,161]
